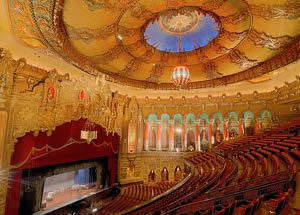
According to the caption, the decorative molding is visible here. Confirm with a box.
[82,0,108,11]
[65,23,117,43]
[220,11,249,25]
[204,62,222,80]
[221,30,248,42]
[250,2,300,20]
[229,49,258,70]
[121,59,141,76]
[146,64,164,83]
[249,30,294,50]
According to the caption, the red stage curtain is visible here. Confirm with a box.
[6,119,119,215]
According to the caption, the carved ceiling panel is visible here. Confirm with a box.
[7,0,300,90]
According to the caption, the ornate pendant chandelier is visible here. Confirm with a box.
[81,120,97,144]
[171,66,190,88]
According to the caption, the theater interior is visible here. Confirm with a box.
[0,0,300,214]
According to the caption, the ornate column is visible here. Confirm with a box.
[255,118,262,134]
[127,119,137,153]
[195,120,200,151]
[182,120,187,150]
[144,120,149,151]
[156,120,162,151]
[0,109,8,169]
[169,120,174,151]
[239,118,245,136]
[208,118,214,150]
[0,98,11,215]
[137,113,143,153]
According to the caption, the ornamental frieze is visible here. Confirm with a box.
[100,45,124,62]
[121,59,141,76]
[146,64,164,83]
[138,50,155,62]
[249,30,294,50]
[118,26,141,38]
[129,2,154,20]
[221,30,248,43]
[66,23,117,43]
[229,49,258,70]
[201,0,228,11]
[220,11,249,25]
[9,0,44,48]
[250,2,300,20]
[82,0,108,11]
[204,62,222,80]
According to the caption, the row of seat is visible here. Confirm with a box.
[160,120,300,214]
[99,181,177,214]
[128,153,228,214]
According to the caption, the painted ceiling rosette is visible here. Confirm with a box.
[8,0,300,90]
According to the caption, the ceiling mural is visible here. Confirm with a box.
[7,0,300,90]
[144,7,220,53]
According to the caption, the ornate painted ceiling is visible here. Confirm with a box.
[7,0,300,90]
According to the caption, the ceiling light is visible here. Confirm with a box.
[117,34,123,40]
[171,66,190,88]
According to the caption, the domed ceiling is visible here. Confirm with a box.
[8,0,300,90]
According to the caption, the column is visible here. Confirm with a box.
[0,110,9,215]
[209,118,214,150]
[239,118,245,136]
[144,121,149,151]
[183,121,187,150]
[137,113,143,153]
[169,120,174,151]
[156,120,162,151]
[196,120,201,151]
[223,119,229,141]
[0,111,8,169]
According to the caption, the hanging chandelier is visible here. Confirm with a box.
[171,66,190,88]
[81,120,97,144]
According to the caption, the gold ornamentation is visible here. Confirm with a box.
[82,0,107,11]
[121,59,141,76]
[66,23,117,43]
[250,2,300,20]
[221,30,248,42]
[129,2,153,20]
[201,0,228,11]
[204,62,222,80]
[229,49,258,69]
[146,64,164,83]
[118,26,140,37]
[249,30,294,50]
[125,41,144,52]
[100,45,124,62]
[220,11,249,25]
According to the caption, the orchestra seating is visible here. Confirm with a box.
[98,119,300,215]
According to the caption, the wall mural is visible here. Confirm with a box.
[143,111,275,152]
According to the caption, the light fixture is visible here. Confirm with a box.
[81,120,97,144]
[117,34,123,40]
[175,127,182,133]
[171,66,190,88]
